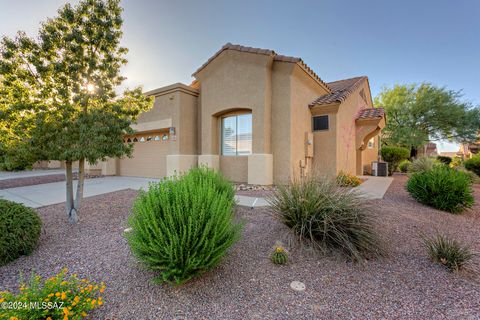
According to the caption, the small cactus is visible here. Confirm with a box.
[271,246,288,265]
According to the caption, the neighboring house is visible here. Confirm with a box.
[83,43,385,184]
[417,142,438,158]
[459,141,479,159]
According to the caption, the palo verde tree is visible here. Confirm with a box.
[0,0,153,223]
[375,83,480,156]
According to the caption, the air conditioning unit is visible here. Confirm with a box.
[372,161,388,177]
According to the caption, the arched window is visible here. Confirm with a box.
[154,135,160,141]
[127,138,132,143]
[133,137,138,142]
[221,113,252,155]
[139,137,145,142]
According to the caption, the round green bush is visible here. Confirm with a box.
[380,146,410,175]
[406,166,474,213]
[126,167,242,285]
[464,155,480,176]
[0,199,42,265]
[398,160,411,173]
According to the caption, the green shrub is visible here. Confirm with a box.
[270,246,288,265]
[398,159,411,173]
[436,156,452,165]
[409,156,440,174]
[269,175,382,261]
[336,170,362,187]
[464,155,480,176]
[456,166,480,184]
[406,166,474,213]
[0,199,42,265]
[422,233,474,272]
[0,268,105,319]
[450,156,463,168]
[380,146,410,175]
[126,167,242,285]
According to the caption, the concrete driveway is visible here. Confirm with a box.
[0,176,159,208]
[0,175,269,208]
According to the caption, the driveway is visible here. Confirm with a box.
[0,176,159,208]
[0,175,269,208]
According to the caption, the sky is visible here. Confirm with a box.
[1,0,479,152]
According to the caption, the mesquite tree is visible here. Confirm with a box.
[375,83,480,155]
[0,0,153,223]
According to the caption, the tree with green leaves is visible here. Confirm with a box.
[0,0,153,223]
[374,83,480,156]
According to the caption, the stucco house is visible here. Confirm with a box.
[86,43,385,185]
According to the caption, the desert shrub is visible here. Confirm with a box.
[423,233,474,272]
[126,167,242,285]
[450,156,463,168]
[398,159,411,173]
[456,166,480,184]
[406,166,474,213]
[269,175,382,261]
[464,155,480,176]
[0,199,42,266]
[336,170,362,187]
[0,268,105,319]
[270,246,288,265]
[409,156,440,174]
[380,146,410,175]
[436,156,452,165]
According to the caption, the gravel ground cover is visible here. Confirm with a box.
[1,175,480,319]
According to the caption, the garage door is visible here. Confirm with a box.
[119,135,170,178]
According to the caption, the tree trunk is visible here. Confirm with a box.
[74,158,85,210]
[65,161,78,224]
[410,146,418,159]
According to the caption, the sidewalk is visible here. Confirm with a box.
[356,175,393,199]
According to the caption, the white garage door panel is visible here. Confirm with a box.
[119,142,168,178]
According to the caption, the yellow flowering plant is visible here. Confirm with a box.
[336,171,362,187]
[0,268,105,320]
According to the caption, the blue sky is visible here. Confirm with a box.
[1,0,479,151]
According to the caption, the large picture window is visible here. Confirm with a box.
[222,113,252,155]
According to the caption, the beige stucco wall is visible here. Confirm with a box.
[112,84,199,178]
[312,104,339,177]
[289,65,329,180]
[271,62,293,184]
[361,136,379,174]
[195,49,273,155]
[219,155,248,183]
[335,81,374,175]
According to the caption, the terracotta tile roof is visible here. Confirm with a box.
[356,107,385,120]
[309,76,367,107]
[192,43,332,91]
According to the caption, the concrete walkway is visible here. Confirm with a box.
[0,169,67,180]
[356,175,393,200]
[0,176,269,208]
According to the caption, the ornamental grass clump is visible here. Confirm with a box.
[0,268,105,320]
[409,156,440,174]
[126,167,242,285]
[406,166,474,213]
[269,175,382,261]
[0,199,42,266]
[423,233,475,272]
